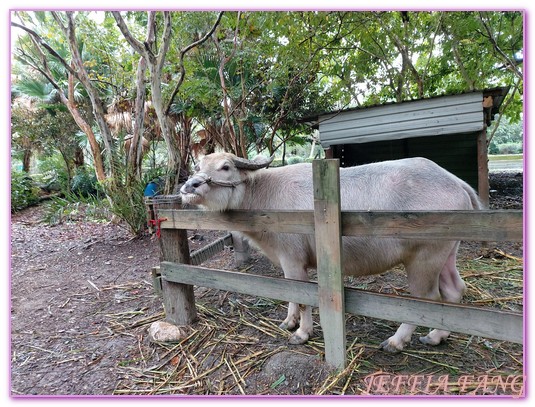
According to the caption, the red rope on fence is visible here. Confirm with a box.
[149,218,168,238]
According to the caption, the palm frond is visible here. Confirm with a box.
[12,77,52,101]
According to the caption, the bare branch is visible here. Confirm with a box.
[155,12,173,72]
[218,12,242,155]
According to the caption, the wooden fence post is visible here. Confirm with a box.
[159,203,197,325]
[477,127,490,209]
[313,159,346,369]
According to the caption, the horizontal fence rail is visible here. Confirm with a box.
[158,209,523,242]
[161,262,523,344]
[190,233,233,266]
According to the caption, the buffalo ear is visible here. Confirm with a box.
[232,155,274,170]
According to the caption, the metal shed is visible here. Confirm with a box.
[307,86,509,207]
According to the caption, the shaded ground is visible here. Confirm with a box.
[10,171,524,397]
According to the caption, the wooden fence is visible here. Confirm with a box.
[150,159,523,369]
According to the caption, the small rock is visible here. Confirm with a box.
[148,320,189,342]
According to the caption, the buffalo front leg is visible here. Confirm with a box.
[379,323,417,353]
[280,303,313,345]
[278,258,313,345]
[279,302,299,331]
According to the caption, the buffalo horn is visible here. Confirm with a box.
[232,155,274,170]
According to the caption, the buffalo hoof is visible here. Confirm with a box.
[419,335,443,346]
[289,330,309,345]
[279,321,296,331]
[379,338,405,353]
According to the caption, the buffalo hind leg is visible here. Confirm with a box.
[380,248,446,353]
[420,245,466,346]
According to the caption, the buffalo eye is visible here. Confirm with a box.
[221,164,230,171]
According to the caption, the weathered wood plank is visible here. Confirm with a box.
[344,290,523,345]
[159,209,523,242]
[160,262,318,306]
[160,262,523,344]
[320,122,485,146]
[151,266,162,298]
[313,159,346,369]
[159,209,314,234]
[320,101,482,133]
[341,210,523,241]
[318,92,485,147]
[321,112,484,140]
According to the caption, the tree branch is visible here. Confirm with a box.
[478,12,523,81]
[111,11,150,58]
[11,20,79,80]
[487,81,520,145]
[14,47,62,95]
[165,11,224,115]
[155,12,173,72]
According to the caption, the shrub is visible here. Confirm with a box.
[497,142,523,155]
[36,154,70,193]
[11,171,40,212]
[489,141,500,155]
[42,195,111,226]
[286,156,304,165]
[101,178,148,236]
[71,168,101,198]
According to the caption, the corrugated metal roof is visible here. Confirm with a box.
[301,86,510,128]
[318,91,488,147]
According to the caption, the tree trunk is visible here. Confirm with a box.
[113,11,180,193]
[14,17,107,183]
[150,69,181,192]
[65,100,106,182]
[129,56,148,179]
[74,146,84,168]
[178,114,192,169]
[22,149,32,173]
[64,70,106,182]
[62,12,116,180]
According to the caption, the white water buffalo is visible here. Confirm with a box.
[180,152,482,352]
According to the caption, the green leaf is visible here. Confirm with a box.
[270,374,286,389]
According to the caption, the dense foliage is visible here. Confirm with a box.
[10,10,524,229]
[11,171,40,212]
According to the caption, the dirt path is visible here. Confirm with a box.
[10,207,162,394]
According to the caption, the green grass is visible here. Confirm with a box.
[488,154,523,161]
